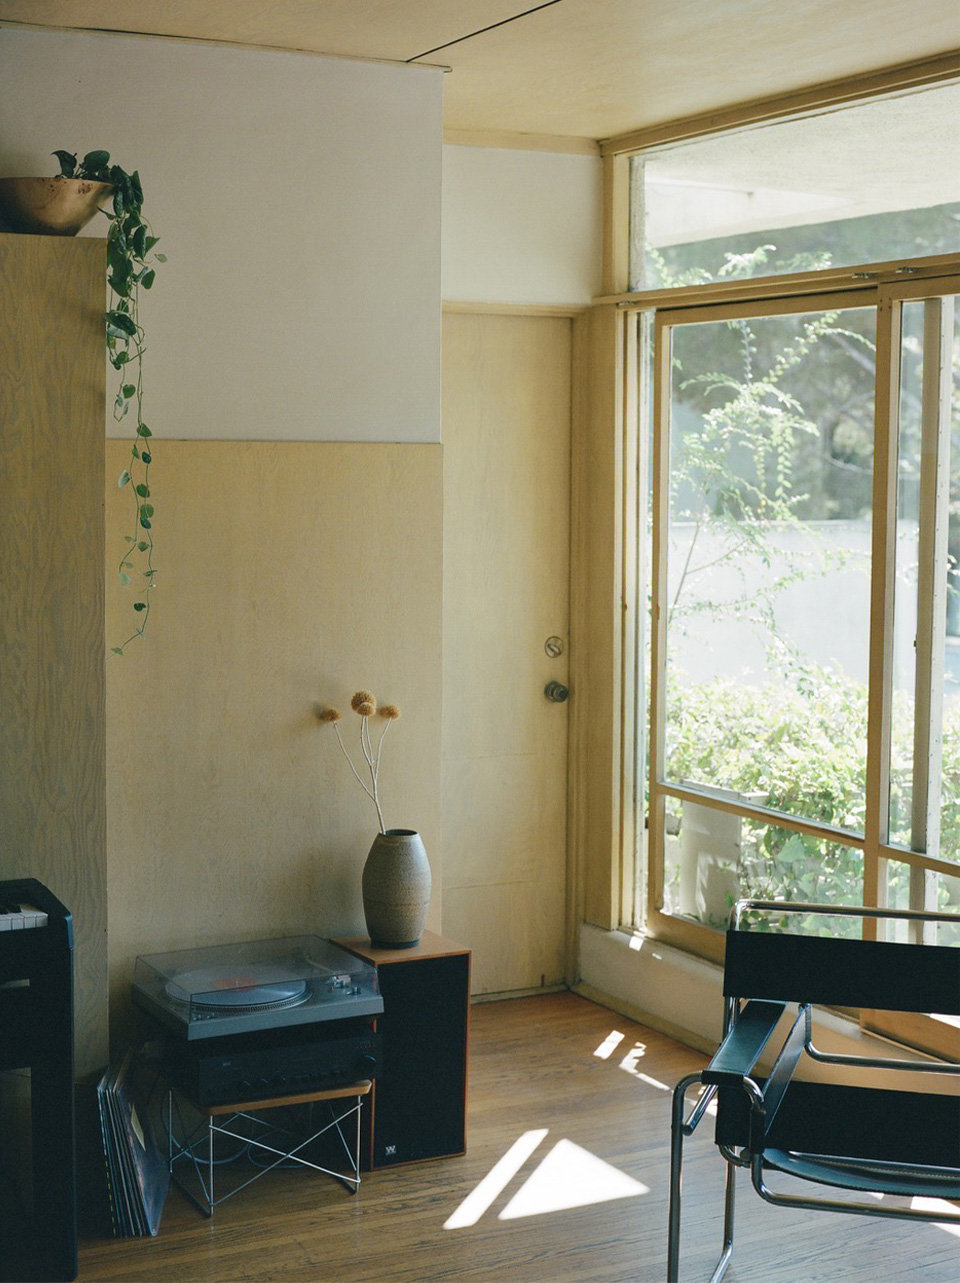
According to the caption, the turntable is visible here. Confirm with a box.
[132,937,384,1106]
[132,935,383,1040]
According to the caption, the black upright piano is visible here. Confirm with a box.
[0,878,76,1282]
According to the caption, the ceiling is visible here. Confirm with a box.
[1,0,959,144]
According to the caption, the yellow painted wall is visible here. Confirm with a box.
[105,440,443,1047]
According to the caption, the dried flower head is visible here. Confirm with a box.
[351,690,377,715]
[379,704,401,720]
[319,707,341,723]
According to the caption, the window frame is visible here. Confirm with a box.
[616,262,960,1056]
[580,54,960,1061]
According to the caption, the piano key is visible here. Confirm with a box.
[0,903,49,930]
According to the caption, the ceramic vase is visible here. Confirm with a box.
[0,176,113,236]
[361,829,431,948]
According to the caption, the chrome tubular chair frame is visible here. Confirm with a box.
[666,901,960,1282]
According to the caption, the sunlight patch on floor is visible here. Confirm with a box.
[498,1138,650,1219]
[445,1128,649,1229]
[617,1039,671,1091]
[910,1198,960,1238]
[593,1030,626,1059]
[444,1129,548,1229]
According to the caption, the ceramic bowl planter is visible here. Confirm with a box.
[361,829,431,949]
[0,176,113,235]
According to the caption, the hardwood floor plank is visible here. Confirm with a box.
[77,993,959,1281]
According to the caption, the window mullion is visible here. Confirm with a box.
[910,297,953,854]
[620,311,642,929]
[645,315,672,923]
[908,297,954,936]
[863,296,902,931]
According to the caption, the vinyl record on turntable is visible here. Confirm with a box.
[165,965,309,1014]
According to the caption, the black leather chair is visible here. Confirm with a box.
[667,900,960,1282]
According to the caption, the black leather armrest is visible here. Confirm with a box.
[702,1000,786,1087]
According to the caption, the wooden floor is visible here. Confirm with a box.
[76,993,959,1282]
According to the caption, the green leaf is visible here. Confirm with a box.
[81,149,110,173]
[155,253,168,263]
[108,269,133,298]
[122,384,136,399]
[139,504,155,519]
[133,602,147,612]
[141,452,152,465]
[139,517,152,530]
[135,483,150,498]
[136,424,152,438]
[52,149,77,178]
[111,647,124,656]
[137,541,149,552]
[141,269,156,290]
[119,572,131,586]
[106,311,137,337]
[118,470,131,488]
[106,234,127,267]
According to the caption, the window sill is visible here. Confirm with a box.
[576,922,944,1082]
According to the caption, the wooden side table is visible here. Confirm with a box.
[334,932,470,1168]
[168,1079,372,1216]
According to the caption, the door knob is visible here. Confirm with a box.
[544,681,569,703]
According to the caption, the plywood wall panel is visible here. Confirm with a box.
[105,440,443,1046]
[0,233,107,1078]
[441,311,571,994]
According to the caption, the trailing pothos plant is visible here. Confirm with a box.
[54,149,165,653]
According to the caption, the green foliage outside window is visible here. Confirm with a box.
[665,666,960,933]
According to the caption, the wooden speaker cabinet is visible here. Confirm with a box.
[334,932,470,1169]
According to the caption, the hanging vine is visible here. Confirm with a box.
[54,149,165,653]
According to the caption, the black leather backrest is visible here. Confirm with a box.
[723,928,960,1014]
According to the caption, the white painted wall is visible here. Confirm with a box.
[0,29,443,443]
[441,144,602,307]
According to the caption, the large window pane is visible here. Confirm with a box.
[883,861,960,947]
[630,82,960,290]
[663,798,863,931]
[664,305,877,834]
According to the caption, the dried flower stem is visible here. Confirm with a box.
[332,716,391,833]
[322,691,401,835]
